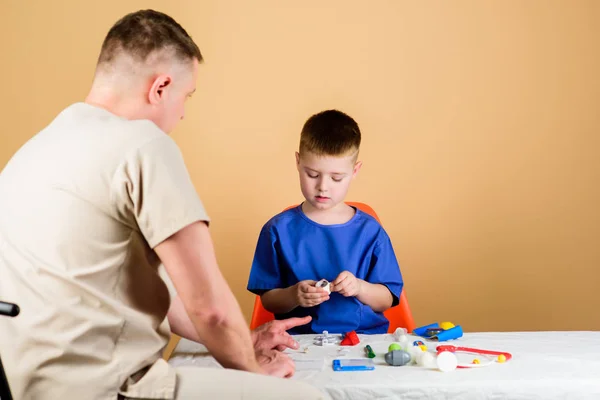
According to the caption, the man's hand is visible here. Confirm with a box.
[252,316,312,352]
[295,280,330,307]
[256,349,295,378]
[331,271,362,297]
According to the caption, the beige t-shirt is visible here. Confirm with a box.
[0,103,209,399]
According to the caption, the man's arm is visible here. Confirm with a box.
[156,221,261,373]
[166,294,201,342]
[168,294,312,354]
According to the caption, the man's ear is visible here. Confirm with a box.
[352,160,363,178]
[148,74,172,105]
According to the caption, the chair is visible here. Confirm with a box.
[249,202,416,333]
[0,301,19,400]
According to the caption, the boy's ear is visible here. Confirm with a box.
[295,152,301,169]
[352,160,363,178]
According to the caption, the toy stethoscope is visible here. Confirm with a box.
[436,345,513,368]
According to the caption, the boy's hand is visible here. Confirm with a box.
[331,271,362,297]
[295,280,330,307]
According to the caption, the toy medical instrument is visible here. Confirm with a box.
[414,322,463,341]
[333,359,375,371]
[436,345,512,368]
[384,350,411,366]
[313,330,341,346]
[364,345,376,358]
[315,279,331,294]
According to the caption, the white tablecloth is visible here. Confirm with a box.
[169,331,600,399]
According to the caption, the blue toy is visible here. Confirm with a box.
[413,322,463,341]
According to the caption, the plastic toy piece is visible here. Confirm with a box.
[439,321,455,330]
[316,279,331,294]
[384,350,411,366]
[413,340,427,351]
[413,323,439,336]
[436,351,458,372]
[340,330,360,346]
[436,326,463,341]
[337,347,350,356]
[393,327,408,341]
[388,343,402,352]
[413,322,463,341]
[415,351,435,367]
[425,328,444,337]
[313,330,341,346]
[364,345,376,358]
[436,345,512,368]
[393,327,410,349]
[333,359,375,371]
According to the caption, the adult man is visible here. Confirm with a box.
[0,9,326,400]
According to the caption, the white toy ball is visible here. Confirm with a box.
[436,351,458,372]
[417,351,436,368]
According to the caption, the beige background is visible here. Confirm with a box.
[1,1,599,332]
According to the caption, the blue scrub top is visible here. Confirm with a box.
[247,205,403,334]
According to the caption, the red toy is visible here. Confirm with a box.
[340,331,360,346]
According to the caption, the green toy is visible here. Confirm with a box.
[388,343,402,352]
[364,345,376,358]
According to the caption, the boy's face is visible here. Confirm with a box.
[296,150,362,211]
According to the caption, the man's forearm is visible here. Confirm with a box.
[156,222,261,373]
[356,281,393,312]
[189,286,261,372]
[168,295,202,343]
[260,286,298,314]
[168,287,260,372]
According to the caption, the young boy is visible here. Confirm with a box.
[247,110,403,334]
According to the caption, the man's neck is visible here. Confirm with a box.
[85,78,147,121]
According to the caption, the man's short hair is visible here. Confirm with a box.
[299,110,361,157]
[97,9,202,66]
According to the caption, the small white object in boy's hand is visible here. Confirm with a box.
[315,279,331,294]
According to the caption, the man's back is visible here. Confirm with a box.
[0,102,201,399]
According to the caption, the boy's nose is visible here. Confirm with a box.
[316,179,328,192]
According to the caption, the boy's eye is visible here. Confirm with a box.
[332,177,343,182]
[308,173,319,179]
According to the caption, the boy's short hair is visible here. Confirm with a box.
[97,9,202,66]
[299,110,361,157]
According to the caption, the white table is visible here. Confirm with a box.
[169,331,600,399]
